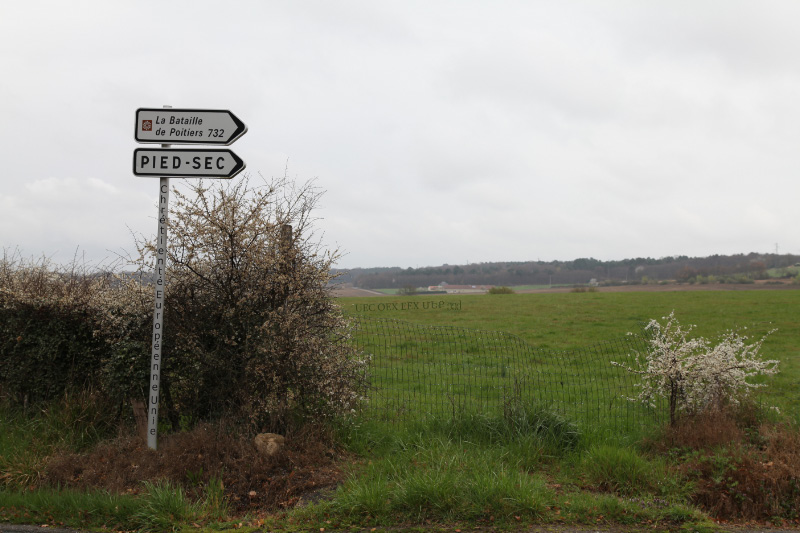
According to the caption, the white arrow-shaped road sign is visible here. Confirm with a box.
[133,149,246,178]
[135,108,247,145]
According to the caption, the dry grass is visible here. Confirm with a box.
[687,424,800,520]
[646,407,800,520]
[44,422,347,513]
[651,408,746,450]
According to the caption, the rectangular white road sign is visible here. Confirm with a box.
[133,148,245,178]
[135,108,247,145]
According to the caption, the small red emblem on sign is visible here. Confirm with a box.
[142,120,153,131]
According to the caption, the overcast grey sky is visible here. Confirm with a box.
[1,1,799,269]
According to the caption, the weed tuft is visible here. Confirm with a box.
[0,393,117,490]
[581,444,684,497]
[131,481,200,532]
[321,439,551,523]
[424,403,581,455]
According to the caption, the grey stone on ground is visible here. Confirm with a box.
[254,432,285,457]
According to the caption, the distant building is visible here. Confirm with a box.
[428,283,493,294]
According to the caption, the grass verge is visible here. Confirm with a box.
[292,406,711,530]
[5,398,800,531]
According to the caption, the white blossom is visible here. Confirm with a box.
[612,311,778,425]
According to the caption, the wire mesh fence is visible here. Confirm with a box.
[348,316,666,431]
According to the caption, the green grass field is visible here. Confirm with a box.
[3,288,798,531]
[339,290,800,424]
[510,284,570,290]
[314,289,800,528]
[373,288,400,295]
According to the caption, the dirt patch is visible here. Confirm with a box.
[331,286,387,297]
[44,423,347,512]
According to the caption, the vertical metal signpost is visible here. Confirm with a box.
[134,106,247,450]
[147,105,171,450]
[148,175,168,449]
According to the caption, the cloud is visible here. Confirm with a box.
[2,1,800,269]
[0,177,152,265]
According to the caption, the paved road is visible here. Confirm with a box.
[1,526,84,533]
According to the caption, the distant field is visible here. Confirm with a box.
[766,265,800,278]
[510,284,570,291]
[374,288,399,295]
[331,287,387,297]
[338,290,800,423]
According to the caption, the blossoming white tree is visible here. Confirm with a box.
[612,311,779,426]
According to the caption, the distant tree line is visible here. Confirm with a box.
[333,253,800,289]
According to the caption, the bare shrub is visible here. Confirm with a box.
[120,175,369,432]
[570,285,597,293]
[397,285,418,296]
[488,286,514,294]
